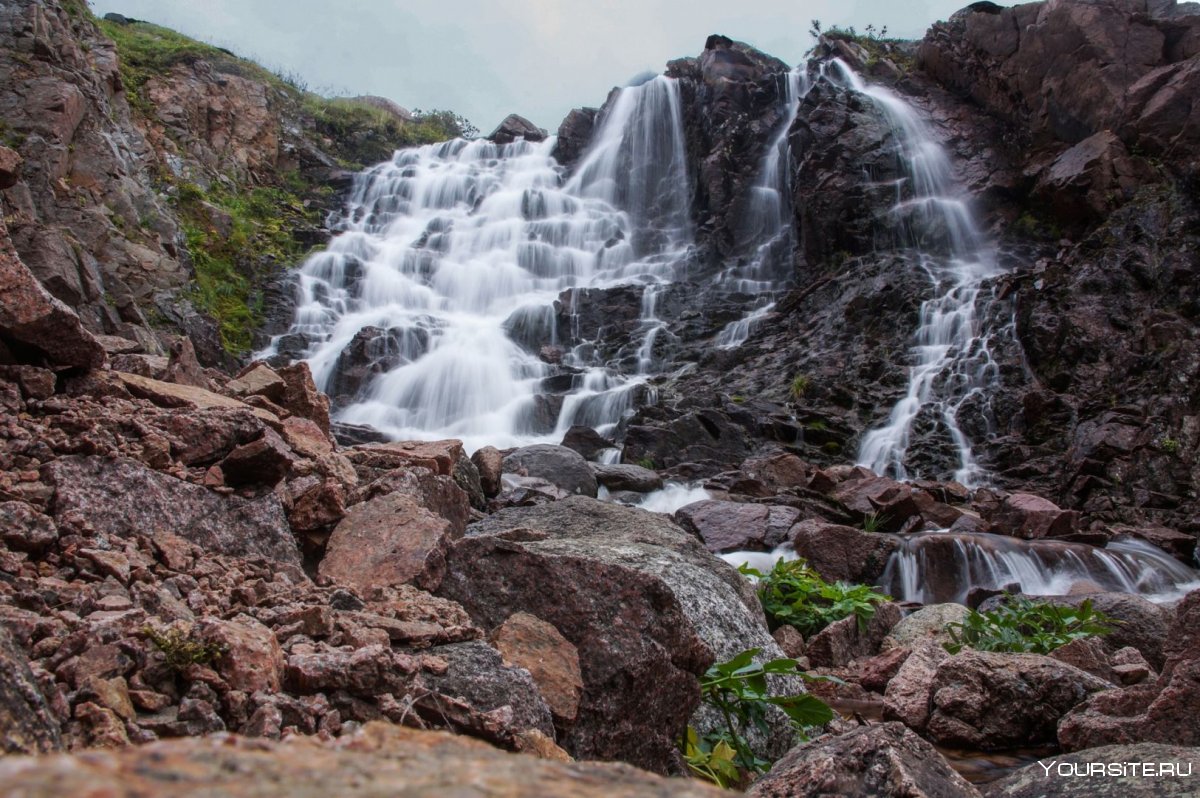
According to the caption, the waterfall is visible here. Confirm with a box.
[830,61,1007,487]
[264,76,692,452]
[716,67,811,350]
[879,532,1200,605]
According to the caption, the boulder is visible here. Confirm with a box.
[985,743,1200,798]
[749,722,982,798]
[319,493,459,593]
[833,475,925,531]
[0,215,105,369]
[490,612,583,728]
[551,107,598,169]
[219,427,298,486]
[115,373,278,423]
[197,616,284,694]
[488,113,547,145]
[225,362,286,401]
[790,519,901,584]
[438,496,792,773]
[987,493,1079,540]
[882,604,972,651]
[0,626,62,755]
[276,362,331,434]
[43,455,300,566]
[421,640,554,738]
[471,445,503,497]
[883,640,952,731]
[1058,588,1200,750]
[502,444,597,498]
[806,602,902,668]
[346,439,464,479]
[352,466,470,537]
[676,500,799,552]
[559,425,613,460]
[0,723,730,797]
[924,650,1111,749]
[1030,131,1151,233]
[592,463,663,493]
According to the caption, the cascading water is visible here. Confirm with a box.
[879,533,1200,605]
[265,76,692,451]
[716,67,811,349]
[829,61,1007,487]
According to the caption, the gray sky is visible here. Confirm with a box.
[97,1,991,134]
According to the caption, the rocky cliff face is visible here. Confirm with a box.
[0,1,452,365]
[605,1,1200,537]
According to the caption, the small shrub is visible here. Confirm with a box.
[143,624,224,671]
[741,558,891,638]
[682,648,834,788]
[635,456,656,470]
[789,374,811,400]
[943,596,1114,655]
[1157,436,1181,455]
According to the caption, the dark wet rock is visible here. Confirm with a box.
[550,107,598,169]
[749,721,982,798]
[559,425,615,461]
[592,463,663,493]
[676,499,799,552]
[502,444,598,498]
[488,114,547,145]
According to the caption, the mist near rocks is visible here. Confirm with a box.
[96,0,1006,133]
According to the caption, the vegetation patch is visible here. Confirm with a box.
[143,624,225,671]
[682,648,834,789]
[943,596,1114,655]
[173,176,328,353]
[741,558,891,638]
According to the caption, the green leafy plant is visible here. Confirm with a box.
[635,456,657,470]
[682,649,834,788]
[1157,436,1181,455]
[943,596,1115,655]
[143,624,225,671]
[741,558,891,638]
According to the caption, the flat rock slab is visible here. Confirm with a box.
[0,722,731,797]
[43,455,300,566]
[116,372,279,423]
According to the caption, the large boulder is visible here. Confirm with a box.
[42,455,300,566]
[923,650,1111,749]
[882,604,971,651]
[488,113,547,145]
[437,496,792,773]
[984,743,1200,798]
[749,722,982,798]
[319,493,459,593]
[986,493,1079,540]
[0,722,729,796]
[592,463,663,494]
[676,499,799,552]
[790,519,901,584]
[502,444,598,498]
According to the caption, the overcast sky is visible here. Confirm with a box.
[96,0,993,134]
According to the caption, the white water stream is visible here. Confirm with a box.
[716,67,810,349]
[264,76,692,452]
[831,61,1007,488]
